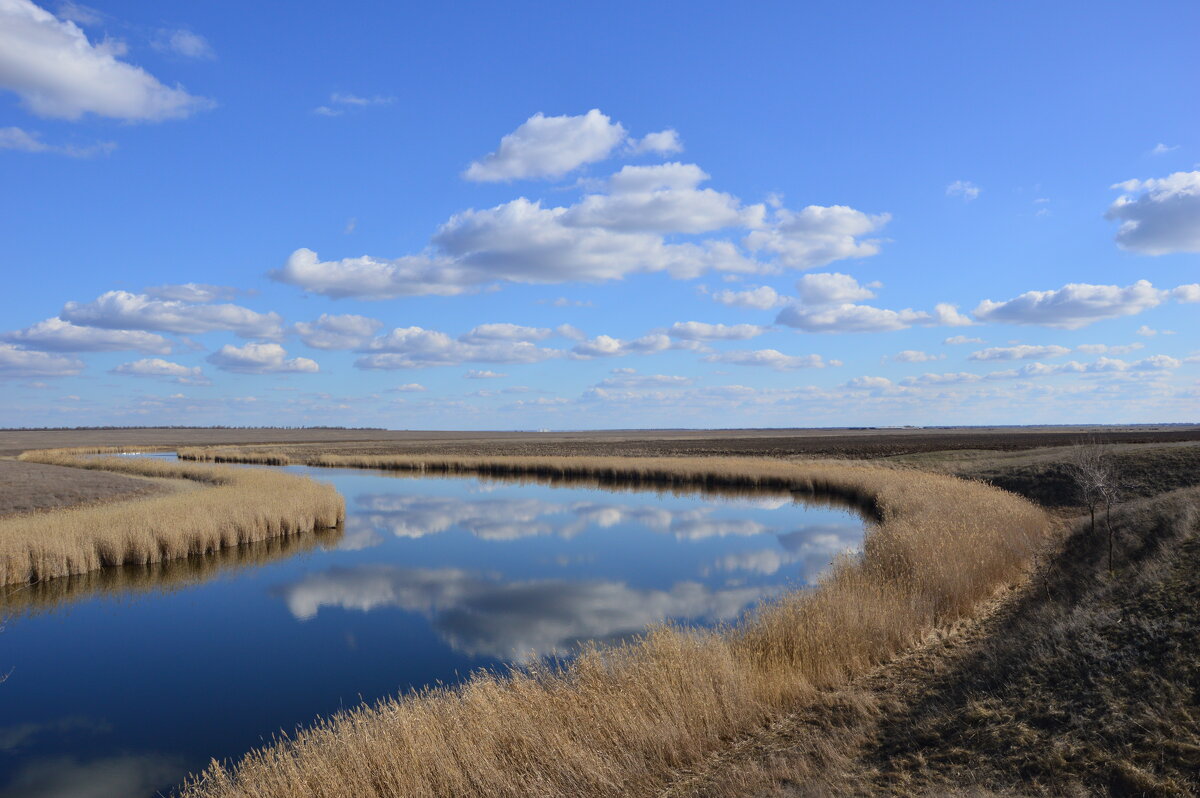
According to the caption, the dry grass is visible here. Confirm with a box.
[178,446,1049,798]
[0,448,344,586]
[0,527,341,618]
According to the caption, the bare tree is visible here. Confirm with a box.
[1065,435,1121,574]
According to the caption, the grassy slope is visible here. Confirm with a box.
[661,444,1200,797]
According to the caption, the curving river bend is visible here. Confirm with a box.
[0,459,865,797]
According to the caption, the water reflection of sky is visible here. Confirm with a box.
[0,465,863,797]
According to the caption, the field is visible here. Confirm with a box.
[2,426,1198,796]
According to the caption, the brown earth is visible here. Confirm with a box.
[2,424,1199,458]
[0,458,176,517]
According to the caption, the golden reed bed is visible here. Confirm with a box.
[0,448,343,586]
[174,445,1051,798]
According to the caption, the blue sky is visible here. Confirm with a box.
[1,0,1197,429]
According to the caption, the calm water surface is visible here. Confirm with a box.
[0,461,865,797]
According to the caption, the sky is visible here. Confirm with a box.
[1,0,1198,430]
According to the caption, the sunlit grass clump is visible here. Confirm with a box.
[177,447,1050,798]
[0,448,344,586]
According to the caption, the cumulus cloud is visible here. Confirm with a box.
[111,358,206,383]
[705,285,785,310]
[944,335,984,345]
[0,125,113,156]
[144,283,237,303]
[744,205,889,269]
[631,128,682,154]
[795,272,879,304]
[969,344,1072,361]
[0,0,211,120]
[293,313,382,349]
[0,343,83,377]
[1173,283,1200,303]
[701,349,836,371]
[458,323,554,344]
[776,303,931,333]
[206,343,318,374]
[594,373,693,389]
[561,163,761,234]
[931,303,975,326]
[972,280,1166,329]
[571,333,674,359]
[892,350,943,363]
[946,180,981,201]
[1076,342,1144,355]
[356,325,560,370]
[667,321,765,341]
[465,369,507,379]
[1106,171,1200,254]
[61,291,284,339]
[390,383,427,392]
[2,317,171,354]
[464,109,627,182]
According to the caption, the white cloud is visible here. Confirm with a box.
[901,371,982,386]
[1076,342,1144,355]
[111,358,206,383]
[0,342,83,376]
[1107,171,1200,254]
[844,375,894,391]
[931,303,975,326]
[3,317,171,353]
[61,291,284,339]
[0,125,113,156]
[270,248,475,298]
[667,321,765,341]
[293,313,383,350]
[571,333,673,359]
[946,180,981,201]
[776,303,931,333]
[706,285,785,310]
[458,323,553,344]
[207,343,319,374]
[0,0,211,120]
[795,272,879,304]
[973,280,1166,329]
[892,350,943,363]
[944,335,985,345]
[701,349,835,371]
[744,205,889,269]
[562,163,760,234]
[1173,283,1200,303]
[391,383,427,392]
[592,373,693,390]
[631,128,682,154]
[464,109,627,182]
[153,28,214,59]
[144,283,237,303]
[969,344,1072,361]
[465,369,507,379]
[356,326,560,370]
[1150,143,1179,156]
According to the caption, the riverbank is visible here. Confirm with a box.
[176,447,1048,798]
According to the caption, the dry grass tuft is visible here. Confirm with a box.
[0,448,344,586]
[178,446,1050,798]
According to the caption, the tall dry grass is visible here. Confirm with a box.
[0,449,344,586]
[0,527,341,618]
[178,446,1050,798]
